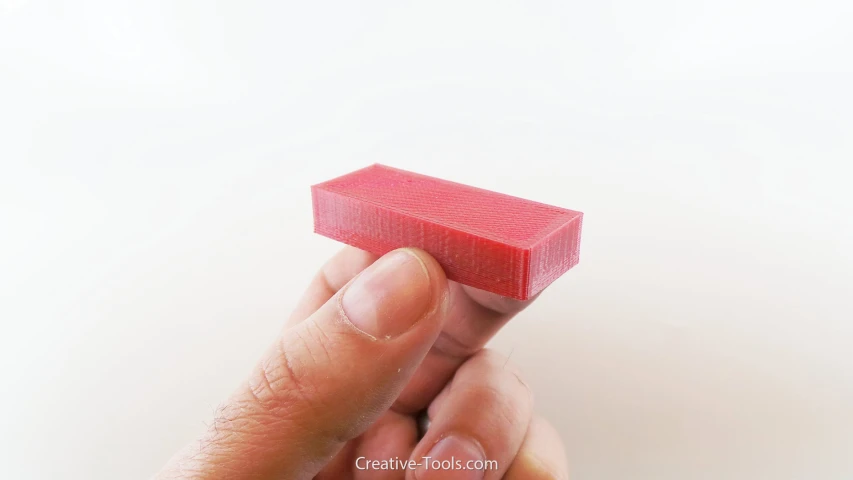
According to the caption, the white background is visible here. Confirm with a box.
[2,1,852,479]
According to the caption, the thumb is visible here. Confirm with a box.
[156,248,449,480]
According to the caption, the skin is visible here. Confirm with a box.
[155,247,569,480]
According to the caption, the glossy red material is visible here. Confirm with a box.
[311,164,583,300]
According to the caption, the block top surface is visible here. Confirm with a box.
[313,164,582,248]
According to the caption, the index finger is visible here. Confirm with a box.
[392,281,538,413]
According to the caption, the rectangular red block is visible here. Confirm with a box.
[311,164,583,300]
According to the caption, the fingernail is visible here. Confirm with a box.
[416,435,486,480]
[342,249,432,338]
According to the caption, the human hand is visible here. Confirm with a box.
[155,247,568,479]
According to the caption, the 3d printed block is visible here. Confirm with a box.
[311,164,583,300]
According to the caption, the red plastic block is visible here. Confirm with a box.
[311,164,583,300]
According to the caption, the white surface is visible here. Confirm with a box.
[2,1,852,479]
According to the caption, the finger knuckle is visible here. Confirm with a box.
[247,321,332,413]
[456,350,534,421]
[465,349,524,379]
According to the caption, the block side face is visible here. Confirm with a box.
[310,185,322,232]
[519,247,532,301]
[313,187,529,298]
[316,164,580,248]
[527,213,583,297]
